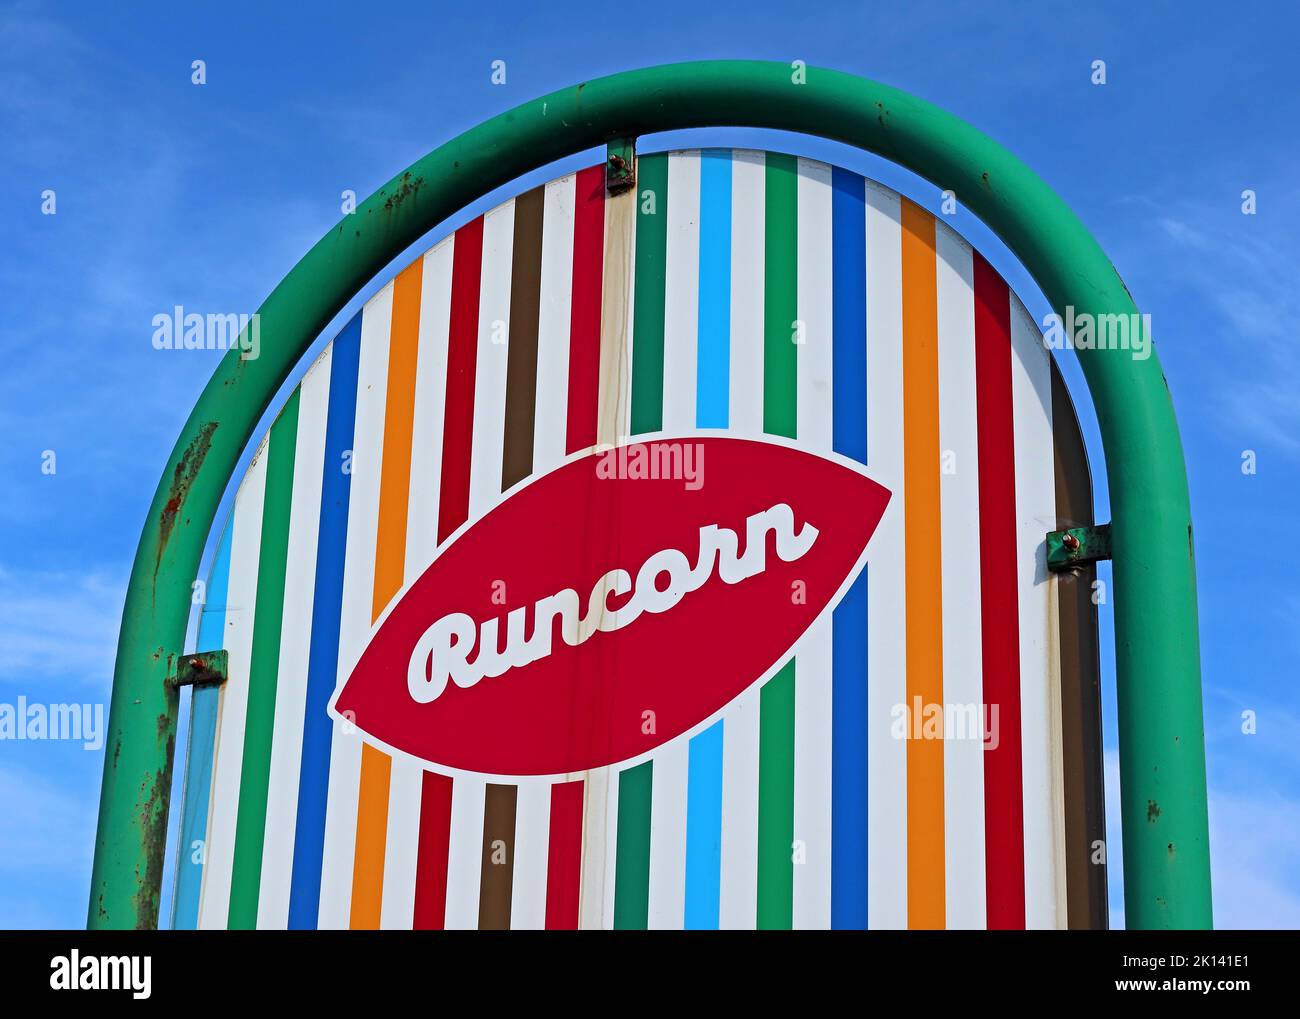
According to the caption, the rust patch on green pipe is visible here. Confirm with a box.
[154,421,218,590]
[382,172,425,212]
[131,733,174,930]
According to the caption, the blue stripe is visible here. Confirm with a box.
[695,149,732,427]
[170,524,234,929]
[831,166,870,928]
[683,150,734,923]
[683,721,725,928]
[287,316,362,929]
[831,167,868,464]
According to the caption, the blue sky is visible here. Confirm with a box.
[1,0,1296,929]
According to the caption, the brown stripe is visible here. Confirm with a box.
[479,188,544,929]
[502,185,545,490]
[478,784,519,929]
[1050,360,1108,929]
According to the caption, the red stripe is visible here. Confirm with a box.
[973,251,1026,929]
[413,216,485,927]
[436,215,484,544]
[564,165,606,454]
[412,771,454,928]
[545,780,584,929]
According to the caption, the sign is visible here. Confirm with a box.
[169,150,1103,932]
[333,437,890,775]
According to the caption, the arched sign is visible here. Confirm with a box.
[168,153,1105,930]
[91,62,1210,933]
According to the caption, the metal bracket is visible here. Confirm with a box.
[1046,523,1112,572]
[606,137,636,195]
[169,650,228,689]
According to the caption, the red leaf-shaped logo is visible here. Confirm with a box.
[331,436,891,777]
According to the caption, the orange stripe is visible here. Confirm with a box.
[900,199,945,929]
[349,258,424,928]
[350,744,392,928]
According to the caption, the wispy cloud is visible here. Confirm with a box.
[0,566,124,691]
[1137,195,1300,456]
[0,760,96,927]
[1209,785,1300,928]
[0,761,95,876]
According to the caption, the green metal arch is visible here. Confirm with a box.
[89,60,1210,930]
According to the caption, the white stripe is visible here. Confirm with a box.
[1009,297,1063,929]
[792,157,834,929]
[197,441,267,929]
[717,690,760,929]
[661,150,700,432]
[864,182,908,930]
[405,237,455,575]
[646,740,688,929]
[255,349,332,928]
[315,285,392,928]
[533,174,575,473]
[598,168,636,447]
[380,238,455,930]
[377,759,422,930]
[792,617,832,929]
[728,150,765,436]
[509,782,551,929]
[796,157,834,450]
[934,223,988,929]
[468,201,515,517]
[443,779,487,928]
[579,768,618,929]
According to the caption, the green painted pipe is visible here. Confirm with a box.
[89,59,1210,929]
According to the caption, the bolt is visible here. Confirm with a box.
[1062,532,1081,553]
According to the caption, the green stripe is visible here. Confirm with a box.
[757,151,798,928]
[630,152,668,435]
[763,152,798,440]
[227,392,300,928]
[612,760,653,928]
[757,661,797,928]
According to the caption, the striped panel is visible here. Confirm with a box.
[177,151,1105,929]
[170,523,233,929]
